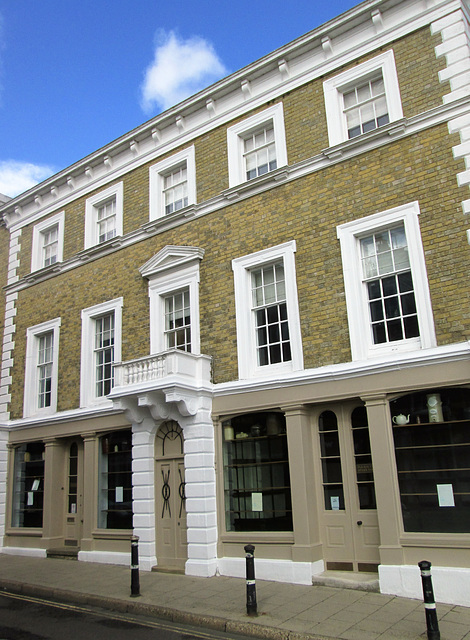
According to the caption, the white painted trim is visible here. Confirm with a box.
[232,240,303,380]
[149,146,196,221]
[336,201,436,361]
[84,182,123,250]
[0,547,47,558]
[23,317,61,418]
[227,103,288,188]
[379,564,470,607]
[31,211,65,272]
[217,556,324,585]
[213,341,469,397]
[323,50,403,146]
[78,550,130,566]
[80,298,123,408]
[142,246,203,355]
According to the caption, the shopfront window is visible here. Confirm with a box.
[391,388,470,533]
[223,412,292,532]
[12,442,45,528]
[98,430,133,529]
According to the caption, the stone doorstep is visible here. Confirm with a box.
[311,570,380,592]
[46,547,80,560]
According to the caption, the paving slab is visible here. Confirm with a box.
[0,553,468,640]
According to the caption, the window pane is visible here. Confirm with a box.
[95,314,115,397]
[252,263,291,367]
[357,83,371,103]
[371,77,385,96]
[387,318,403,341]
[384,296,400,319]
[382,276,397,297]
[12,442,45,528]
[223,413,292,532]
[164,289,191,352]
[98,431,133,529]
[343,89,357,109]
[404,315,419,338]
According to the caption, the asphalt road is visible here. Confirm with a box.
[0,592,252,640]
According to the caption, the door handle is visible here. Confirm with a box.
[357,520,363,526]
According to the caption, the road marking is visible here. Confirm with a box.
[0,591,233,640]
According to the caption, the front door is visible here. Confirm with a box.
[316,404,380,572]
[64,439,84,547]
[155,421,187,571]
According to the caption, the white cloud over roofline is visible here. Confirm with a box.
[0,160,55,198]
[140,30,227,113]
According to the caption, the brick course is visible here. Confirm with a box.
[9,120,469,418]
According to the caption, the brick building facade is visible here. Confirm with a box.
[1,0,469,605]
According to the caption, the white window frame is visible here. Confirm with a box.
[31,211,65,272]
[24,317,61,417]
[336,202,436,362]
[323,50,403,147]
[227,103,288,188]
[80,298,123,408]
[232,241,303,379]
[84,182,123,249]
[149,146,196,221]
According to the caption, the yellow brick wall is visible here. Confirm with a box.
[16,25,447,281]
[9,121,469,418]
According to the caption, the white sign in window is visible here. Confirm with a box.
[251,492,263,512]
[331,496,340,511]
[437,484,455,507]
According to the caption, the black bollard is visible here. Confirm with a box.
[244,544,257,616]
[130,535,141,597]
[418,561,440,640]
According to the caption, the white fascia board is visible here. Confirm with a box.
[213,341,470,398]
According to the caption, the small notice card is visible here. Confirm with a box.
[251,492,263,512]
[331,496,340,511]
[115,486,124,503]
[437,484,455,507]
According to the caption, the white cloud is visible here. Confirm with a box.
[141,30,227,113]
[0,160,55,198]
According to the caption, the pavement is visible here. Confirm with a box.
[0,554,469,640]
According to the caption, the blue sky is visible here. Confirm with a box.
[0,0,360,198]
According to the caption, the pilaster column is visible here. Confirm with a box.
[132,418,157,570]
[283,405,323,564]
[80,433,97,550]
[181,395,217,577]
[42,438,64,546]
[363,394,404,566]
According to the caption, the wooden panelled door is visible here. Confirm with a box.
[316,404,380,572]
[155,421,187,571]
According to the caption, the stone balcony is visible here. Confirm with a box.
[109,350,212,422]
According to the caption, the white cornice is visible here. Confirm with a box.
[3,341,467,430]
[1,0,463,232]
[213,342,470,399]
[5,94,470,296]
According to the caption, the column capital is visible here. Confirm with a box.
[281,404,309,417]
[361,393,388,407]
